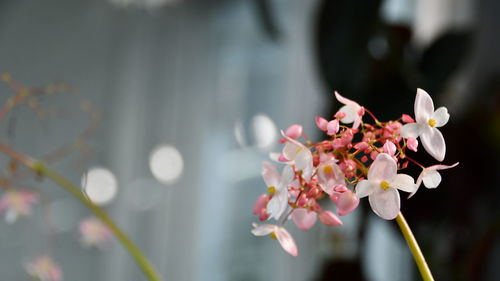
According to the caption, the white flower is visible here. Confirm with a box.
[400,89,450,161]
[335,91,364,130]
[251,223,298,256]
[408,162,459,198]
[355,153,417,220]
[281,132,313,181]
[262,162,294,220]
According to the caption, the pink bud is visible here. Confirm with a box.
[333,184,348,193]
[361,155,368,162]
[319,210,343,226]
[407,137,418,152]
[335,111,346,119]
[252,194,270,215]
[336,190,359,216]
[358,107,365,116]
[330,193,340,202]
[292,208,318,230]
[278,154,289,162]
[383,140,397,156]
[315,116,328,131]
[401,114,415,123]
[354,142,369,150]
[297,194,308,208]
[285,124,303,139]
[327,120,339,135]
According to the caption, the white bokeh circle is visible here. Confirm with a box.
[81,167,118,205]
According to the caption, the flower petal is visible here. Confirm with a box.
[292,208,318,230]
[339,105,358,124]
[421,127,446,161]
[274,226,298,256]
[285,124,303,139]
[368,188,400,220]
[335,91,359,106]
[319,210,343,226]
[280,165,295,187]
[391,174,417,193]
[266,197,282,220]
[336,190,359,216]
[432,107,450,127]
[400,123,424,138]
[262,161,280,187]
[415,88,434,124]
[316,116,328,131]
[368,153,397,182]
[251,223,275,236]
[422,170,441,188]
[355,180,375,198]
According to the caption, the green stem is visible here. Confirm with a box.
[395,212,434,281]
[0,142,163,281]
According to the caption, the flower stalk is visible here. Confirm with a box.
[395,212,434,281]
[0,142,163,281]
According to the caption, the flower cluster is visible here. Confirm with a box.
[251,89,458,256]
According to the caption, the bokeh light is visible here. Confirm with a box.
[149,145,183,184]
[81,167,118,205]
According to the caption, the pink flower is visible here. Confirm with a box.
[25,256,63,281]
[317,161,345,195]
[292,208,317,230]
[251,223,298,256]
[79,217,113,247]
[355,153,417,220]
[327,120,340,135]
[409,162,459,198]
[335,91,364,130]
[0,189,37,223]
[400,89,449,161]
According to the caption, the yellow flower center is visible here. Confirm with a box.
[323,165,333,174]
[428,118,436,127]
[267,186,276,195]
[269,232,277,240]
[380,181,390,190]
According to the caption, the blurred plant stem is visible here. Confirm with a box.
[396,212,434,281]
[0,142,163,281]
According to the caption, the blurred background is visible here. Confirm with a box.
[0,0,499,280]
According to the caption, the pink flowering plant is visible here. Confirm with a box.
[252,89,458,280]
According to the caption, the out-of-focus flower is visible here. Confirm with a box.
[400,89,449,161]
[79,217,113,247]
[0,189,37,223]
[25,256,63,281]
[251,223,298,256]
[355,153,417,220]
